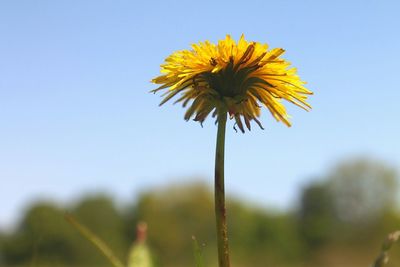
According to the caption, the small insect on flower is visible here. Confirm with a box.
[151,34,312,132]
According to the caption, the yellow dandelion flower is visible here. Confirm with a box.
[151,34,312,132]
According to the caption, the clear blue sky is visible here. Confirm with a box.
[1,0,400,230]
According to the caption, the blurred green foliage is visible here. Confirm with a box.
[1,158,399,267]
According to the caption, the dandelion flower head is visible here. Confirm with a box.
[152,35,312,132]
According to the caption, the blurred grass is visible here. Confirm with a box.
[192,236,204,267]
[66,214,154,267]
[372,231,400,267]
[1,159,400,267]
[65,214,125,267]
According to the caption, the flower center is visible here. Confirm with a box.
[201,59,256,98]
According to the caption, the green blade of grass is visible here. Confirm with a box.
[65,213,125,267]
[192,236,204,267]
[372,230,400,267]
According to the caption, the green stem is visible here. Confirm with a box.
[214,109,230,267]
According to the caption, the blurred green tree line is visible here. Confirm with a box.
[1,158,400,267]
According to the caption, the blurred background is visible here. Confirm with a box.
[1,1,400,267]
